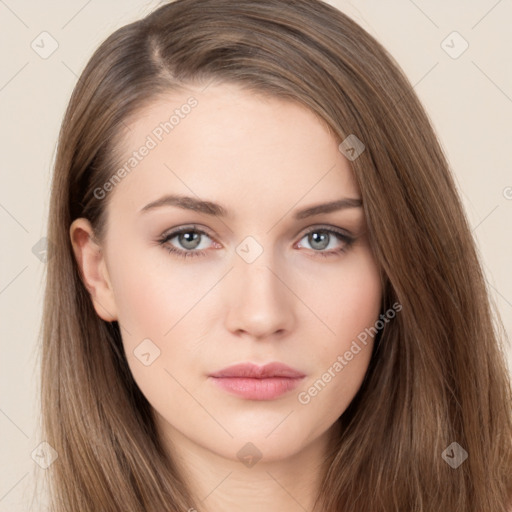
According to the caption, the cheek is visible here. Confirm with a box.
[106,249,200,411]
[301,247,382,400]
[108,255,167,336]
[107,244,207,338]
[106,245,221,395]
[312,247,382,347]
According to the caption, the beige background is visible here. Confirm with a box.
[1,1,511,510]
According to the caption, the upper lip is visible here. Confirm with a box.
[209,362,305,379]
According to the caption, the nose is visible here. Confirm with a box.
[223,252,296,340]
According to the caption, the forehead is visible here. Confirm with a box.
[108,83,360,214]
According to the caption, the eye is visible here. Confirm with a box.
[296,226,354,257]
[157,224,355,260]
[157,225,215,259]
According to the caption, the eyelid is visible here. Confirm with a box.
[299,224,353,238]
[159,224,219,247]
[160,223,214,237]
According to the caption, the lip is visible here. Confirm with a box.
[208,362,306,400]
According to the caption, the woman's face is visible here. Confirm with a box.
[72,82,382,463]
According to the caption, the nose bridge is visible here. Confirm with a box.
[223,238,295,338]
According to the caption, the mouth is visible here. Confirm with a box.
[208,362,306,400]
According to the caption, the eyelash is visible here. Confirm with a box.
[157,224,355,260]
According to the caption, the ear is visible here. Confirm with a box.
[69,218,118,322]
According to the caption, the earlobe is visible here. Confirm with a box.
[69,218,118,322]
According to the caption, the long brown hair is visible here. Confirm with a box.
[39,0,512,510]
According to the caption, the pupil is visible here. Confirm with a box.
[310,231,329,250]
[180,232,200,249]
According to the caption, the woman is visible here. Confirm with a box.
[39,0,512,510]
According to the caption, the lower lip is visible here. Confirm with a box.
[209,376,304,400]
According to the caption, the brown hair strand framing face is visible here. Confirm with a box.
[39,0,512,510]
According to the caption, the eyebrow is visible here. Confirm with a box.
[139,194,363,219]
